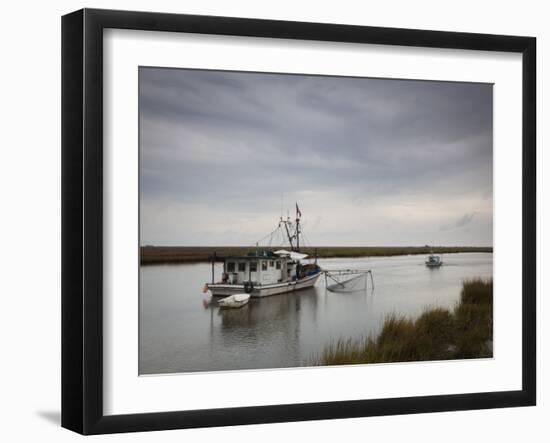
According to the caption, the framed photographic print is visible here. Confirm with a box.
[61,8,536,435]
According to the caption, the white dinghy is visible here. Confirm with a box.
[218,293,251,309]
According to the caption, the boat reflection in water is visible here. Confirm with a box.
[215,287,318,329]
[208,287,320,369]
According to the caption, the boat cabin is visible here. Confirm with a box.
[221,250,298,285]
[425,254,443,267]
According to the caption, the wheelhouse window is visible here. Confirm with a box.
[261,261,268,271]
[238,262,246,272]
[269,260,274,267]
[226,262,235,272]
[275,261,281,270]
[250,262,257,272]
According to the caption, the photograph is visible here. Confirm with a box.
[138,66,494,375]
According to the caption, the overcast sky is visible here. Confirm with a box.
[139,67,493,247]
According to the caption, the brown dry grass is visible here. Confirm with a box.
[140,246,492,265]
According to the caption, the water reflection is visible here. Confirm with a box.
[214,287,318,329]
[139,253,492,374]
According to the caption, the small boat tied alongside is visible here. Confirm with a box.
[218,293,250,309]
[202,204,374,299]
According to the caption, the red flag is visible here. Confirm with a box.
[296,203,302,218]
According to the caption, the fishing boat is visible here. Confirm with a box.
[218,293,250,309]
[425,254,443,268]
[204,205,322,298]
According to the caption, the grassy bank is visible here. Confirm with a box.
[140,245,493,265]
[314,278,493,365]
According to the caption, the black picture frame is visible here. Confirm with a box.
[62,8,536,435]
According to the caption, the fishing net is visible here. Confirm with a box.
[325,271,373,293]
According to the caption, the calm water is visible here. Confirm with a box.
[139,253,492,374]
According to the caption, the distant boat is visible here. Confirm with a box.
[218,293,251,309]
[425,254,443,268]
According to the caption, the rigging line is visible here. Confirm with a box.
[279,227,286,247]
[254,225,280,246]
[302,228,313,249]
[276,227,282,247]
[268,226,279,247]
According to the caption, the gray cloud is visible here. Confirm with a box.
[139,67,493,247]
[440,213,476,232]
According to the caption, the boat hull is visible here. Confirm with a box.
[208,272,321,298]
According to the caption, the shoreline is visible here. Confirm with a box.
[140,246,493,265]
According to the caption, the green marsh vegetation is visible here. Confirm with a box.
[140,246,492,265]
[315,278,493,365]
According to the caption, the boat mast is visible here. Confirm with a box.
[280,203,302,252]
[295,203,302,252]
[295,218,300,252]
[281,216,295,251]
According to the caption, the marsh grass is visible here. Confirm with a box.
[140,245,493,265]
[315,278,493,366]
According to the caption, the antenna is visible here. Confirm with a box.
[294,202,302,251]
